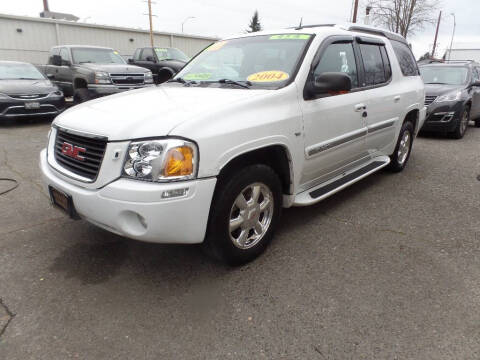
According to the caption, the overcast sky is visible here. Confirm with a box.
[2,0,480,58]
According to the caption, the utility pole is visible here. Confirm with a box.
[43,0,50,12]
[448,13,456,60]
[431,11,442,59]
[147,0,154,47]
[352,0,360,23]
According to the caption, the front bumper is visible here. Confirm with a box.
[40,149,216,244]
[0,96,65,120]
[421,100,464,132]
[87,84,154,98]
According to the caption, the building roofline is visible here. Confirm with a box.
[0,13,218,41]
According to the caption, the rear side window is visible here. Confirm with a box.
[314,42,359,88]
[359,44,388,86]
[140,48,154,61]
[391,41,419,76]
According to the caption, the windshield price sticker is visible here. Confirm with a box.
[184,73,212,81]
[247,71,290,82]
[207,41,228,52]
[270,34,311,40]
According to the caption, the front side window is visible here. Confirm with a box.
[0,63,45,80]
[391,41,419,76]
[140,48,154,61]
[313,42,359,88]
[174,34,312,89]
[71,48,126,65]
[133,48,141,61]
[419,66,469,85]
[360,44,387,86]
[59,48,70,62]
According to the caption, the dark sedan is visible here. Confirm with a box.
[0,61,65,123]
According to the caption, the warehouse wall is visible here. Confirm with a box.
[0,14,216,64]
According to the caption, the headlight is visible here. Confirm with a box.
[49,90,63,97]
[144,71,154,84]
[95,71,111,84]
[123,139,198,182]
[435,90,462,103]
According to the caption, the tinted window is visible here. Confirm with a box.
[141,48,154,61]
[133,48,141,61]
[391,41,419,76]
[359,44,387,86]
[380,46,392,80]
[473,67,480,82]
[314,42,358,88]
[48,48,60,64]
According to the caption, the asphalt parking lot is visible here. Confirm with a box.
[0,120,479,359]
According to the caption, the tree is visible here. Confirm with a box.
[247,10,262,33]
[366,0,441,38]
[418,51,431,61]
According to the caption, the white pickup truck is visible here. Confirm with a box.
[40,24,425,265]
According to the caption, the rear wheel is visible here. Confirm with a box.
[203,164,282,265]
[73,88,90,104]
[450,107,469,139]
[387,121,414,173]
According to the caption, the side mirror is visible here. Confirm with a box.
[128,58,134,64]
[146,56,155,62]
[157,68,174,84]
[46,73,55,80]
[51,55,62,66]
[311,72,352,96]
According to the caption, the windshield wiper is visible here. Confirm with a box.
[215,79,252,89]
[167,77,197,86]
[425,82,449,85]
[17,77,40,80]
[79,61,93,64]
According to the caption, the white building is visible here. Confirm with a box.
[445,43,480,62]
[0,13,217,64]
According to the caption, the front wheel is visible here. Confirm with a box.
[73,88,90,104]
[387,121,414,173]
[203,164,282,265]
[450,107,470,139]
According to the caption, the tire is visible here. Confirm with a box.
[450,106,470,139]
[73,88,90,104]
[203,164,282,266]
[387,121,414,173]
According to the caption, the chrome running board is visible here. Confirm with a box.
[293,155,390,206]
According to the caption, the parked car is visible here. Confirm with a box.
[38,45,154,103]
[40,24,425,265]
[0,61,65,123]
[128,47,190,83]
[419,60,480,138]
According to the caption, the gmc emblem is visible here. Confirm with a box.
[61,142,86,161]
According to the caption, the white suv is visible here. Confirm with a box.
[40,24,426,265]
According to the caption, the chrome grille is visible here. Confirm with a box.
[109,73,145,86]
[425,95,437,106]
[9,93,49,100]
[54,129,107,181]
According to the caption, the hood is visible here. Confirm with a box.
[0,79,58,95]
[54,84,270,140]
[424,83,465,97]
[78,63,150,73]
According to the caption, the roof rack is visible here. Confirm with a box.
[289,24,335,30]
[343,24,407,44]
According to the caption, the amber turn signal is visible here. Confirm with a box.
[163,146,194,177]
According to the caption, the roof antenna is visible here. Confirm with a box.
[296,17,303,30]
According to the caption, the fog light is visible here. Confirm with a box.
[161,188,189,199]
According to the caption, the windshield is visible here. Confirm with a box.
[71,48,126,64]
[0,62,45,80]
[420,66,469,85]
[174,34,312,89]
[155,48,190,62]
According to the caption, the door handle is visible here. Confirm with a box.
[394,95,401,103]
[355,104,367,112]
